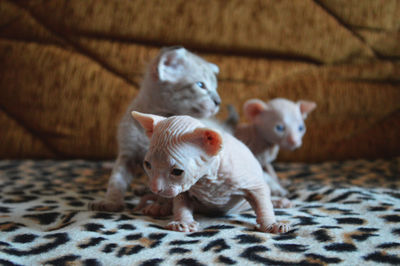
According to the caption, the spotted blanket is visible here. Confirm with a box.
[0,158,399,265]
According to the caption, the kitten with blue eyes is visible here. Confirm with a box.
[89,46,221,212]
[234,98,316,198]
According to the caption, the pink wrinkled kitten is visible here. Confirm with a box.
[234,98,316,197]
[132,111,290,233]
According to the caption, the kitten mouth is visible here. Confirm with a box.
[190,107,201,114]
[281,143,301,151]
[158,190,178,198]
[212,106,220,114]
[190,106,218,118]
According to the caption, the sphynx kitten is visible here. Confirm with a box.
[234,98,316,197]
[132,111,290,233]
[89,47,221,212]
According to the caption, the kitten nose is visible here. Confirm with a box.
[211,93,221,106]
[287,135,301,148]
[150,179,162,194]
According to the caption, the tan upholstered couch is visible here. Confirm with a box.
[1,0,399,162]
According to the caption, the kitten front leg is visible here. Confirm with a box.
[257,153,288,196]
[166,193,199,232]
[246,184,290,233]
[89,155,134,212]
[263,162,279,183]
[263,166,289,197]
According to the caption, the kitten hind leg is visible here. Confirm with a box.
[135,194,173,217]
[89,155,135,212]
[246,184,290,234]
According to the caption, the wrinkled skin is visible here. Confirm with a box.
[133,112,290,233]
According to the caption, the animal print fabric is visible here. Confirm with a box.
[0,158,399,265]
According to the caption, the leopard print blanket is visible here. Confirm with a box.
[0,158,399,265]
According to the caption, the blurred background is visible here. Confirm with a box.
[0,0,399,162]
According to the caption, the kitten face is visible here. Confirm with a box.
[257,104,305,150]
[132,113,222,198]
[155,48,221,118]
[252,99,315,150]
[143,145,208,198]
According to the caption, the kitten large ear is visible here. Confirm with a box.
[131,111,165,138]
[183,128,223,156]
[157,48,187,82]
[209,63,219,74]
[298,100,317,119]
[243,99,268,122]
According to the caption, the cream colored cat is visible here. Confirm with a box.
[235,98,316,197]
[133,111,290,233]
[89,47,221,212]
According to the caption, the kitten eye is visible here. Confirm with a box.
[144,161,151,170]
[196,81,206,89]
[171,168,184,176]
[275,124,285,133]
[299,125,305,132]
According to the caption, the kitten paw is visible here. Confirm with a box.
[272,197,292,208]
[166,221,199,232]
[259,222,290,234]
[280,179,291,187]
[89,200,125,212]
[270,185,289,197]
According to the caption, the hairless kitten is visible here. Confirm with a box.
[132,111,290,233]
[234,98,316,197]
[89,47,221,212]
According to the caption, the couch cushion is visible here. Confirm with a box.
[0,0,399,161]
